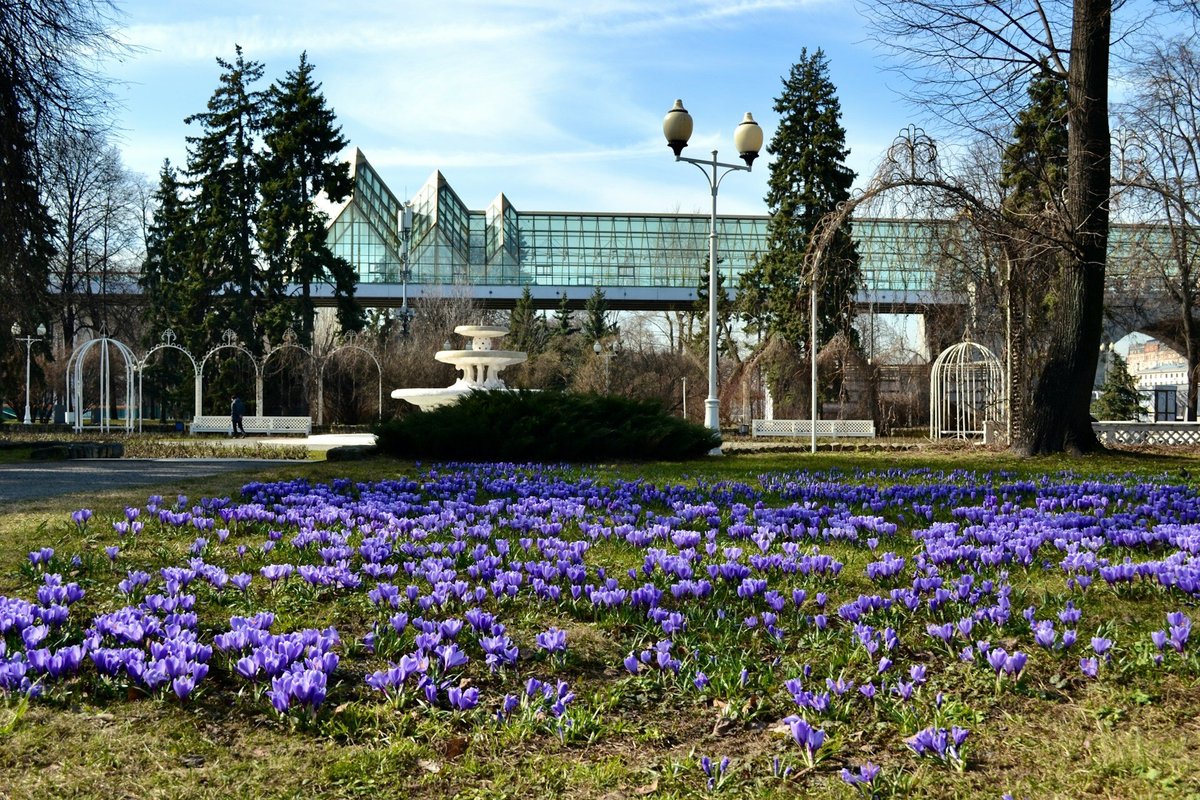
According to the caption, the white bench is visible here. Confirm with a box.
[752,419,876,438]
[189,416,313,436]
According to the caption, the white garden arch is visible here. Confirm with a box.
[136,329,201,430]
[198,330,263,417]
[929,340,1004,440]
[67,336,137,433]
[317,334,383,424]
[261,328,314,417]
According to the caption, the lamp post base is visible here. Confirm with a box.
[704,398,723,456]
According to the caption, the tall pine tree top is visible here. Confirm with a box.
[1001,67,1068,218]
[765,49,856,234]
[259,52,359,342]
[184,45,266,350]
[738,48,860,351]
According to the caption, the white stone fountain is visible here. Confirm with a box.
[391,325,527,410]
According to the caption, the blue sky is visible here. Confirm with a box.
[105,0,918,216]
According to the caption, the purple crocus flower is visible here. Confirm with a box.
[535,627,567,654]
[782,715,826,767]
[1003,651,1028,677]
[499,693,519,720]
[447,686,480,711]
[435,643,468,671]
[840,762,880,787]
[1034,622,1057,650]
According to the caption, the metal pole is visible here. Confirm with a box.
[810,282,818,454]
[23,337,32,425]
[705,151,721,439]
[682,377,687,420]
[672,144,754,453]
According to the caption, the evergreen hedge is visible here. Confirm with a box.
[376,390,719,462]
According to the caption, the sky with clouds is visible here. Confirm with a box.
[103,1,952,215]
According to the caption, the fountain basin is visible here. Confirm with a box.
[391,325,527,410]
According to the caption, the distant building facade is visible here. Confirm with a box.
[1126,340,1188,421]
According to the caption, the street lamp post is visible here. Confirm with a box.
[593,339,618,393]
[10,322,47,425]
[663,100,763,451]
[398,202,415,336]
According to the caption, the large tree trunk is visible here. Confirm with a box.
[1021,0,1111,455]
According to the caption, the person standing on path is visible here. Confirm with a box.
[231,395,247,437]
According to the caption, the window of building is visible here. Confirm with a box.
[1154,386,1179,422]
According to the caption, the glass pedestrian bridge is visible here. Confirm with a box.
[324,149,1161,311]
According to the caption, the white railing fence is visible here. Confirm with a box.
[1093,422,1200,446]
[752,419,876,438]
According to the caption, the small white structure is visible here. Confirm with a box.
[67,336,137,433]
[929,340,1004,440]
[391,325,527,410]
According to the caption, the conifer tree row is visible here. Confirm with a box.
[140,47,360,360]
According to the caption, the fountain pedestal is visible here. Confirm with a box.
[391,325,527,411]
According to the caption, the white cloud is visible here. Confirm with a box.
[111,0,903,217]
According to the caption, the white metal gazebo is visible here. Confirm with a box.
[67,336,137,433]
[929,340,1004,439]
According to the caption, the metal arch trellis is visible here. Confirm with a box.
[66,335,137,433]
[929,340,1005,440]
[261,328,316,416]
[198,329,263,417]
[60,329,359,431]
[317,331,384,424]
[136,329,201,431]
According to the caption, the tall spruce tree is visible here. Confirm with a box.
[0,76,54,407]
[508,285,547,355]
[1091,352,1146,421]
[999,68,1070,439]
[258,52,360,345]
[553,292,574,337]
[1,0,121,405]
[184,46,266,353]
[140,161,204,419]
[141,160,203,344]
[582,286,618,342]
[738,49,860,352]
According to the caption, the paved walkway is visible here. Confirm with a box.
[0,435,377,504]
[0,459,292,504]
[192,433,376,451]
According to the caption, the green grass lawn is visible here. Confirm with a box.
[1,449,1200,799]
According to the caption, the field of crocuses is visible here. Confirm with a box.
[3,457,1200,798]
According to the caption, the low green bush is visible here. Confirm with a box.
[376,390,719,461]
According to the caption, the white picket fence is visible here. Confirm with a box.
[1092,421,1200,446]
[752,419,876,438]
[190,416,313,436]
